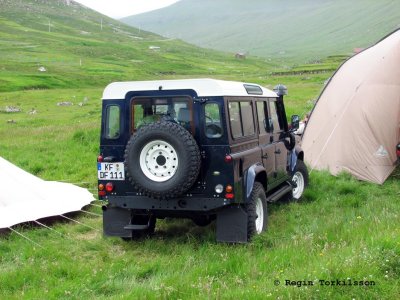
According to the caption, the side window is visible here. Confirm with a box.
[268,100,282,132]
[240,101,255,136]
[256,101,268,134]
[229,102,242,138]
[228,100,255,138]
[204,103,223,138]
[105,105,120,139]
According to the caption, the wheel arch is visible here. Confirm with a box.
[295,145,304,161]
[244,163,267,203]
[290,145,304,172]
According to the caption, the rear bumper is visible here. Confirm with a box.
[106,195,231,212]
[102,201,249,243]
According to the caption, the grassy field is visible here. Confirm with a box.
[1,67,399,300]
[0,1,399,299]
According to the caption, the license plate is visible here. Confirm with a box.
[97,162,125,181]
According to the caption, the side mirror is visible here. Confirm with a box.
[291,115,300,130]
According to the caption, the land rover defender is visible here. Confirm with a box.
[98,79,308,243]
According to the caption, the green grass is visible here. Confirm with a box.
[0,1,399,299]
[0,170,398,299]
[1,71,399,300]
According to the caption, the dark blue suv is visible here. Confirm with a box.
[98,79,308,243]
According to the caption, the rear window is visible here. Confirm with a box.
[105,105,120,139]
[228,100,255,138]
[132,97,192,132]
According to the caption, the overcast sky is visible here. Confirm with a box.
[75,0,180,19]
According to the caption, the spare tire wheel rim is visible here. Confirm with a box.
[292,171,304,199]
[139,140,178,182]
[255,196,264,234]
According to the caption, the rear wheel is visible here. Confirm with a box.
[246,182,268,241]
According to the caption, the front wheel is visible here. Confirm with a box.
[291,160,309,200]
[246,182,268,241]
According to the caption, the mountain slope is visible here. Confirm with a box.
[0,0,279,92]
[122,0,400,61]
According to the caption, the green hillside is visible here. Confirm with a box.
[122,0,400,62]
[0,0,284,93]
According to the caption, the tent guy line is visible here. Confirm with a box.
[34,220,64,236]
[60,215,100,231]
[8,227,44,249]
[3,214,103,249]
[80,209,102,217]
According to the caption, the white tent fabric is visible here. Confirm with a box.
[302,29,400,184]
[0,156,95,229]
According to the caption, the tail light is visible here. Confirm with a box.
[224,155,232,163]
[98,184,106,197]
[225,193,234,199]
[97,155,103,162]
[105,182,114,193]
[225,185,233,193]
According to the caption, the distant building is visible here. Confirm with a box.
[149,46,161,51]
[235,52,246,59]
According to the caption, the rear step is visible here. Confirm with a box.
[266,182,293,202]
[124,224,150,230]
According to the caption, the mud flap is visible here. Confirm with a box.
[216,205,248,243]
[102,205,132,238]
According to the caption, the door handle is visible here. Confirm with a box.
[262,153,268,159]
[274,149,281,154]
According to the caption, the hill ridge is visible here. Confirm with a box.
[0,0,282,92]
[121,0,400,62]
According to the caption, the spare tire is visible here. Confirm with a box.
[125,121,201,199]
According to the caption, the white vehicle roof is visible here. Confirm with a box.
[102,78,277,100]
